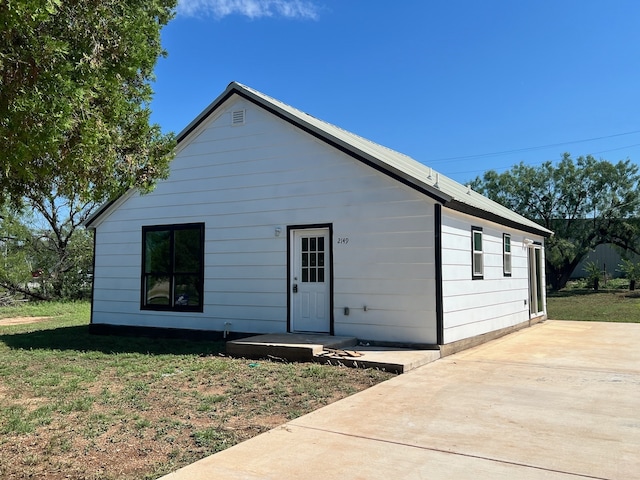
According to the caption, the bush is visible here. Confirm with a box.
[618,259,640,291]
[583,261,602,291]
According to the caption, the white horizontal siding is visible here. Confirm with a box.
[92,96,437,343]
[441,210,544,344]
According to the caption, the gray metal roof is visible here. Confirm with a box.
[183,82,550,237]
[88,82,552,237]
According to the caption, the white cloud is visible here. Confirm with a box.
[177,0,320,20]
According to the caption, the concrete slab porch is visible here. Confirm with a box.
[226,333,441,374]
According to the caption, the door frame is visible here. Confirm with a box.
[527,242,545,317]
[287,223,334,335]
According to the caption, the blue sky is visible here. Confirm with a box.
[150,0,640,184]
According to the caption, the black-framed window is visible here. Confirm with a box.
[142,223,204,311]
[472,226,483,280]
[503,233,512,277]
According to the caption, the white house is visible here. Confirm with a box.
[85,82,552,353]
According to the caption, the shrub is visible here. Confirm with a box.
[618,259,640,291]
[583,261,602,291]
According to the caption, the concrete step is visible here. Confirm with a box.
[226,333,440,373]
[314,346,441,374]
[226,333,357,362]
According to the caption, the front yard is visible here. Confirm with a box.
[2,287,638,479]
[0,302,393,479]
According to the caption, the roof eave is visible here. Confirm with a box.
[447,199,554,237]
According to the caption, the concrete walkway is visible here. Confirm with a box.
[160,321,640,480]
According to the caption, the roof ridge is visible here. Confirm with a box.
[234,82,420,166]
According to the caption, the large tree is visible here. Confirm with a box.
[0,0,176,203]
[1,184,97,300]
[470,153,640,290]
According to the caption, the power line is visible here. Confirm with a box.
[426,129,640,164]
[441,142,640,178]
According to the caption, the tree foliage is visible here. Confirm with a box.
[470,153,640,290]
[0,188,96,300]
[0,0,177,203]
[0,204,34,295]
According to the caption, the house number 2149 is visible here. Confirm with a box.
[337,237,349,244]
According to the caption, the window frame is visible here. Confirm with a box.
[503,233,512,277]
[141,223,205,312]
[472,226,484,280]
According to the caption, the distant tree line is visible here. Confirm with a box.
[471,153,640,290]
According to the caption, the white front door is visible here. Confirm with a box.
[290,228,331,333]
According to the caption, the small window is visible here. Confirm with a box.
[472,227,483,280]
[142,223,204,311]
[503,233,512,276]
[300,235,326,283]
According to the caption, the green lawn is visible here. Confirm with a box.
[0,301,393,480]
[547,288,640,323]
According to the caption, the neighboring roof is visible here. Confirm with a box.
[87,82,552,237]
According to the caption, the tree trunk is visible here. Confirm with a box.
[0,282,50,301]
[631,279,636,291]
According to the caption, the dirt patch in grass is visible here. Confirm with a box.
[0,316,51,326]
[0,311,395,480]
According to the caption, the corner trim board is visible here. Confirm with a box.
[435,204,444,345]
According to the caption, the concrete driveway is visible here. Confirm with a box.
[160,320,640,480]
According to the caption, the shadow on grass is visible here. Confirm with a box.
[0,325,227,356]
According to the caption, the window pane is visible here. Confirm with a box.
[474,253,483,275]
[310,268,316,282]
[318,268,324,282]
[310,237,316,251]
[145,275,170,305]
[302,268,308,282]
[174,228,201,272]
[318,252,324,266]
[505,255,512,274]
[473,231,482,251]
[318,236,324,251]
[145,230,170,273]
[302,253,308,267]
[310,253,316,267]
[302,238,308,252]
[504,235,511,253]
[174,275,201,306]
[142,223,204,311]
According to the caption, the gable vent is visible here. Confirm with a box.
[231,109,245,125]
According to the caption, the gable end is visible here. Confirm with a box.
[177,85,451,204]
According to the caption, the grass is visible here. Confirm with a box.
[0,301,394,480]
[547,279,640,322]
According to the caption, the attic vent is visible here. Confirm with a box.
[231,109,245,125]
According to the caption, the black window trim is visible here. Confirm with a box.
[503,233,512,277]
[472,226,484,280]
[141,222,205,312]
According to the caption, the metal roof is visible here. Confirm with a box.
[89,82,552,237]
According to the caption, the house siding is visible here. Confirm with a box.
[91,97,438,344]
[440,210,544,344]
